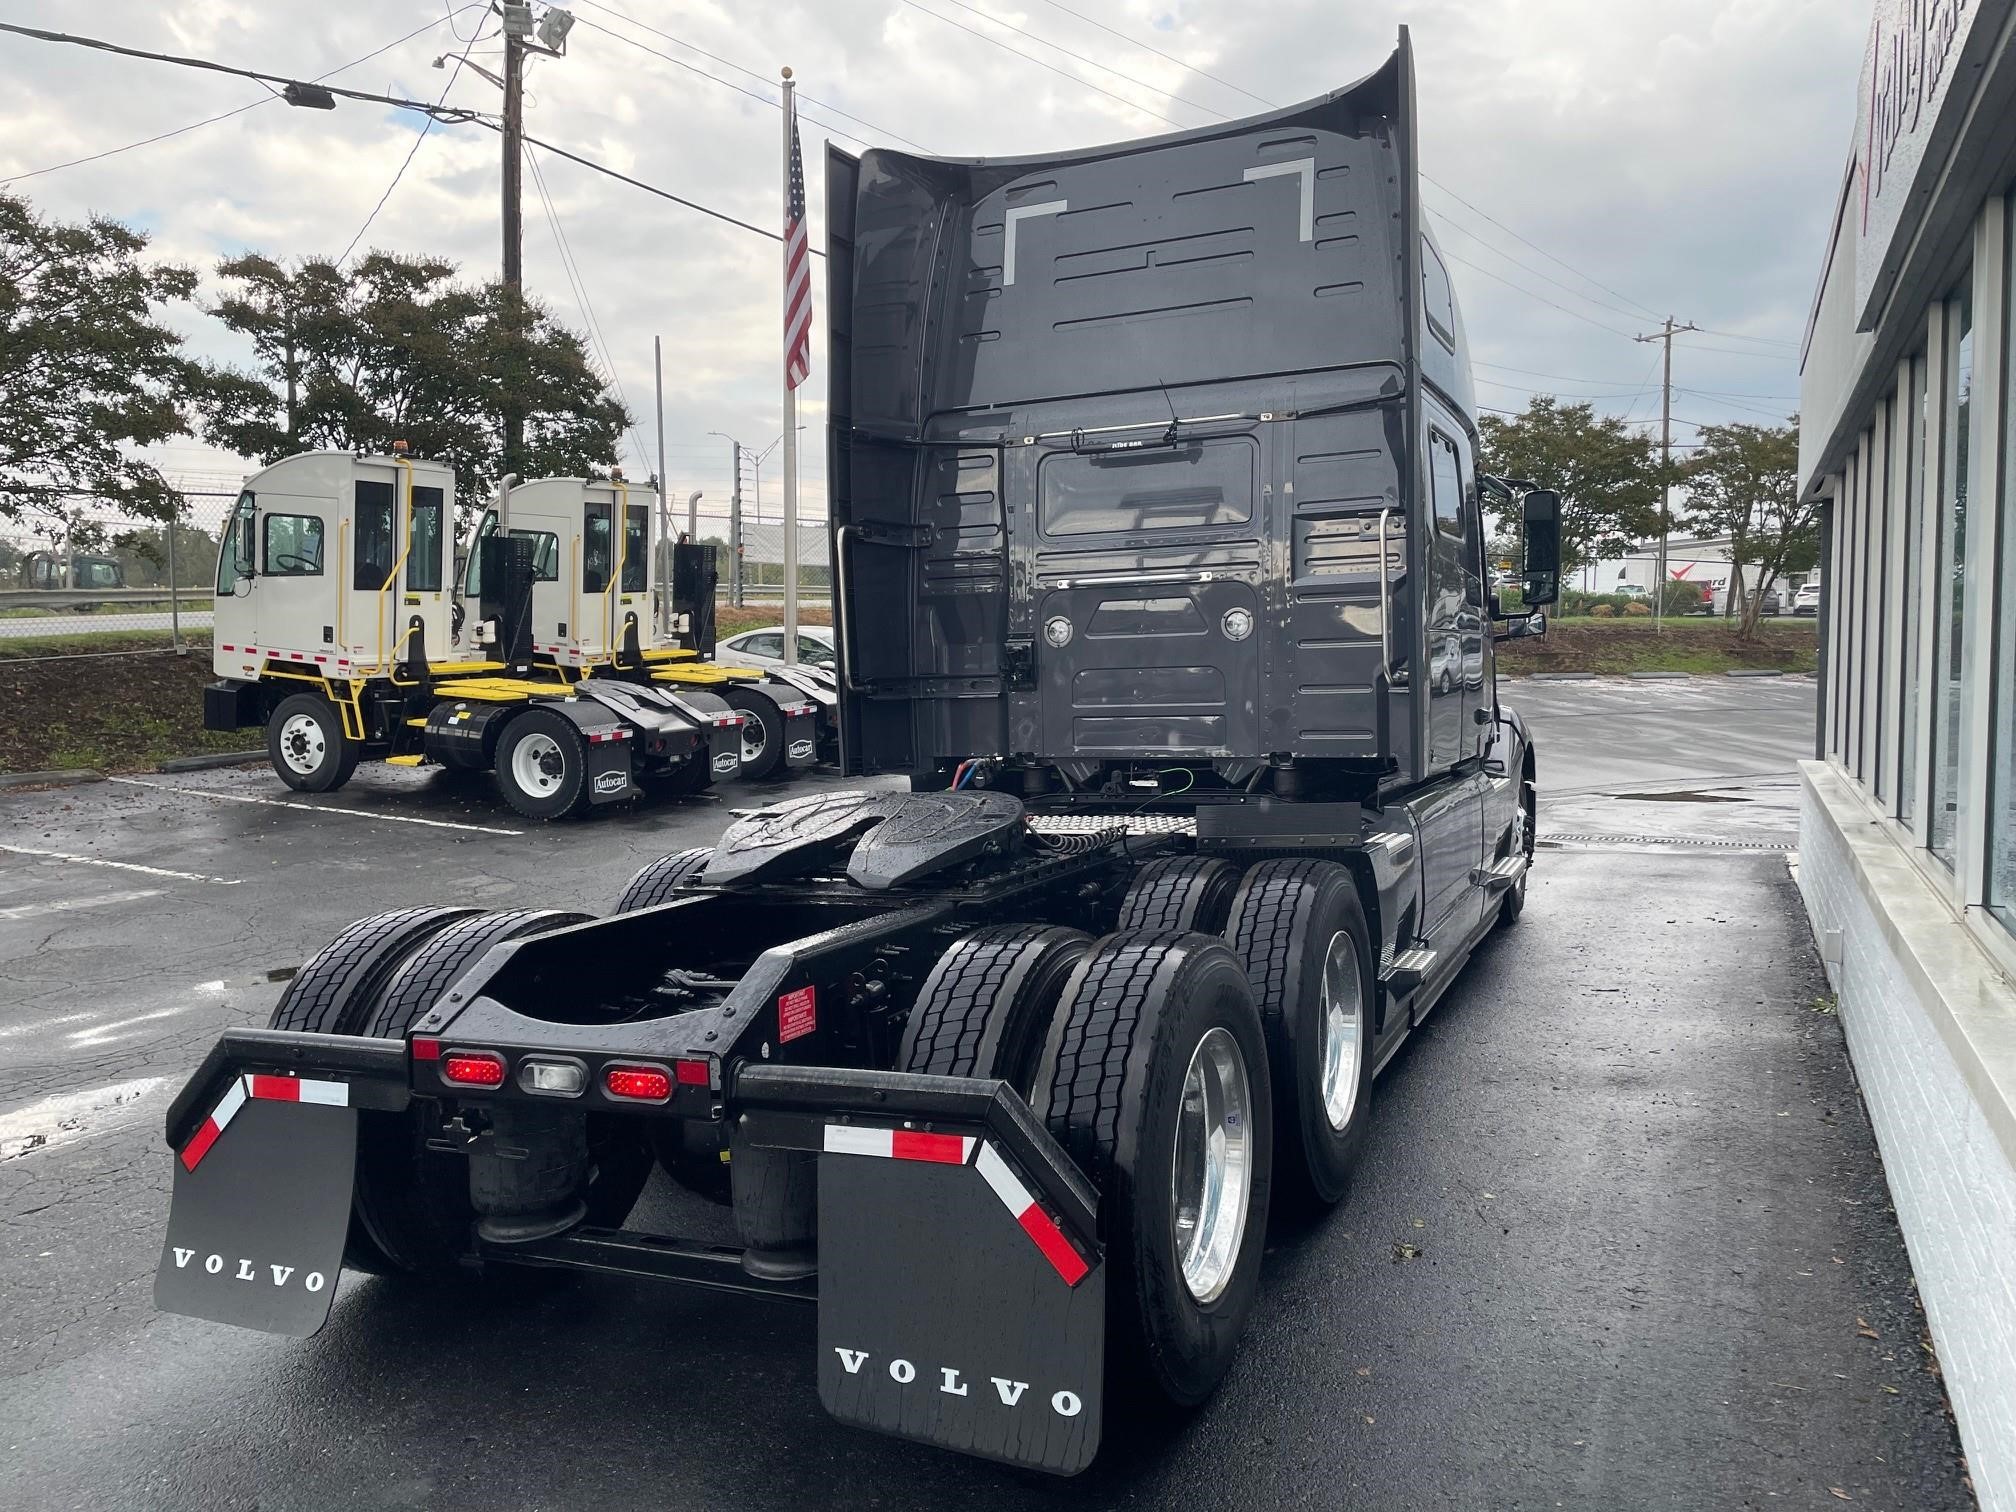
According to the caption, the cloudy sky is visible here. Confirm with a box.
[1,0,1867,536]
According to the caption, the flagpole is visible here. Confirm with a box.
[780,65,800,666]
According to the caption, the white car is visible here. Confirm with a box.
[719,625,838,670]
[1793,582,1821,616]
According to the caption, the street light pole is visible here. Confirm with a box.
[499,14,527,476]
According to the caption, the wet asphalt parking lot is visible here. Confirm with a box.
[0,676,1976,1511]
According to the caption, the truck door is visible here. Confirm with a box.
[1029,436,1263,761]
[345,466,450,671]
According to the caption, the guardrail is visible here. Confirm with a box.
[0,587,214,611]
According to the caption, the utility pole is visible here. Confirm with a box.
[729,438,745,607]
[654,335,669,637]
[499,9,527,475]
[1634,315,1698,630]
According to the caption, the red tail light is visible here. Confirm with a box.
[442,1051,506,1087]
[604,1064,672,1101]
[674,1058,711,1086]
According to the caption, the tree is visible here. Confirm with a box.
[0,192,213,544]
[1681,420,1812,639]
[199,251,630,501]
[1476,397,1670,576]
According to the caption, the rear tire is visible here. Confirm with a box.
[899,924,1092,1095]
[266,692,360,794]
[495,708,591,820]
[1115,856,1242,935]
[722,686,786,781]
[1031,930,1272,1409]
[1499,768,1535,928]
[264,906,480,1272]
[614,847,714,912]
[352,908,652,1273]
[1225,860,1376,1207]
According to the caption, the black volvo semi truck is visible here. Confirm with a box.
[153,29,1561,1475]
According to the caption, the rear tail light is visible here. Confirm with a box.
[674,1058,711,1087]
[604,1064,673,1102]
[442,1051,507,1087]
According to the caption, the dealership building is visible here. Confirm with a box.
[1798,1,2016,1503]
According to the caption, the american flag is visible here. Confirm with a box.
[783,95,812,390]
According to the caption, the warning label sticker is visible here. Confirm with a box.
[777,985,817,1043]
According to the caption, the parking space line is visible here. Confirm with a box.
[107,776,526,836]
[0,845,242,886]
[0,887,164,923]
[67,1006,193,1047]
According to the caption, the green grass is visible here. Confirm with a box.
[1499,618,1817,676]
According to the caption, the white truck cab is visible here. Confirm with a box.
[213,450,457,684]
[463,475,655,668]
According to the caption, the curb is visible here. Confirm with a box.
[1525,671,1596,681]
[1725,669,1786,678]
[1628,671,1691,681]
[159,750,264,773]
[0,768,105,791]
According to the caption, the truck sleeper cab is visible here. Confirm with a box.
[462,475,827,781]
[204,450,745,817]
[157,30,1562,1476]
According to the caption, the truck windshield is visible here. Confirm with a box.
[1039,437,1254,537]
[463,512,559,594]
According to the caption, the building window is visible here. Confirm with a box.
[1899,354,1927,825]
[1929,287,1971,867]
[1869,404,1891,800]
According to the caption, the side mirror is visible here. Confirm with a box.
[1493,610,1547,643]
[1520,489,1561,607]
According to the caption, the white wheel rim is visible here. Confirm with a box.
[1318,931,1365,1131]
[1171,1025,1255,1305]
[510,733,567,796]
[278,712,326,776]
[741,717,767,766]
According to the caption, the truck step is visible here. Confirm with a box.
[405,717,430,728]
[383,754,426,767]
[1471,855,1528,893]
[1381,947,1438,990]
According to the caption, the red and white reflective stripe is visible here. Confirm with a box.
[247,1073,348,1106]
[178,1077,247,1172]
[823,1124,974,1165]
[975,1142,1091,1286]
[179,1074,349,1171]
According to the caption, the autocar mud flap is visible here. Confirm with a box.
[817,1128,1104,1475]
[780,701,819,769]
[154,1076,357,1338]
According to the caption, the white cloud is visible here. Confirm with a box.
[2,0,1863,527]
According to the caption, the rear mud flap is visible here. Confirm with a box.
[817,1130,1104,1475]
[781,705,819,770]
[154,1077,358,1338]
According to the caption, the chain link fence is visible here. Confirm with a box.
[719,518,833,606]
[1,483,237,659]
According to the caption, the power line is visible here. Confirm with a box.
[0,9,484,186]
[338,27,492,266]
[1425,207,1655,326]
[525,143,651,472]
[0,20,495,125]
[574,0,933,152]
[1436,247,1641,339]
[898,0,1186,126]
[1032,0,1274,110]
[1690,325,1798,350]
[923,0,1226,123]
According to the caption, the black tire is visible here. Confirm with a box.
[266,691,360,794]
[268,906,480,1036]
[350,908,652,1273]
[899,925,1093,1095]
[1225,860,1376,1207]
[264,906,479,1273]
[1031,930,1273,1408]
[721,685,786,782]
[614,847,714,913]
[1115,856,1242,936]
[494,707,592,820]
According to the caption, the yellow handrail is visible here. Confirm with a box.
[335,518,349,655]
[375,457,418,674]
[606,479,629,654]
[569,533,581,659]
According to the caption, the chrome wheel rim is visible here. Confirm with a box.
[278,713,326,775]
[740,716,767,766]
[1318,932,1365,1131]
[510,733,566,796]
[1171,1026,1254,1305]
